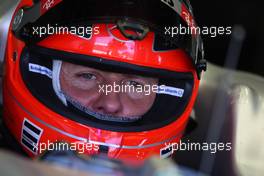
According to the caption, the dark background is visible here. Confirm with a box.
[191,0,264,77]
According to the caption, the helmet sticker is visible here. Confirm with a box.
[29,63,52,79]
[41,0,62,15]
[21,118,43,155]
[160,143,174,159]
[157,85,184,97]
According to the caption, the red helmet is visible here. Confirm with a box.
[3,0,206,162]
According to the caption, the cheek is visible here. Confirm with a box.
[120,93,156,116]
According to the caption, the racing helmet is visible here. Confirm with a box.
[2,0,206,162]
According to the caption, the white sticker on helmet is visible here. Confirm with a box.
[160,143,174,159]
[29,63,52,78]
[157,85,184,97]
[21,118,43,155]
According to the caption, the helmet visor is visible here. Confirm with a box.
[20,45,194,132]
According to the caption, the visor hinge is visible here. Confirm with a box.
[196,59,207,79]
[197,59,207,72]
[12,2,41,38]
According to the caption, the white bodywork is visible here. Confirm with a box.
[0,0,20,65]
[195,63,264,176]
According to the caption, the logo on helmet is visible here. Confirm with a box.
[42,0,55,10]
[21,118,43,154]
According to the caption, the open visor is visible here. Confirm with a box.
[20,45,194,132]
[13,0,206,79]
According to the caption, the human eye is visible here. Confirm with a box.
[124,80,144,88]
[76,73,96,80]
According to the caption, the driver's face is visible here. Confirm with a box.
[60,62,158,119]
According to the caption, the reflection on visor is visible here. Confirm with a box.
[61,91,142,123]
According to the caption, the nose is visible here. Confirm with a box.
[91,90,122,115]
